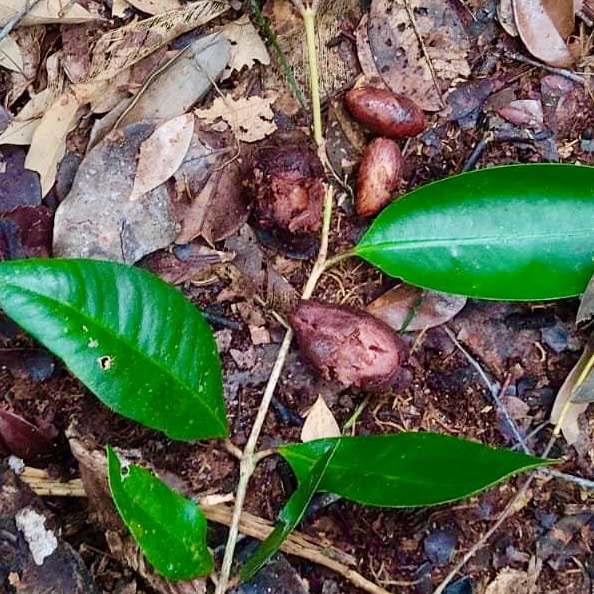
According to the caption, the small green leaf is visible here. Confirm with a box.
[279,433,549,507]
[241,440,338,581]
[355,164,594,300]
[107,445,212,580]
[0,259,226,440]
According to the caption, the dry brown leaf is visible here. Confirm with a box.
[550,345,592,445]
[6,27,43,106]
[127,0,181,15]
[0,34,24,72]
[577,273,594,326]
[220,15,270,80]
[0,118,38,144]
[262,0,361,101]
[195,95,277,143]
[363,0,471,112]
[117,33,230,127]
[112,0,130,17]
[25,91,81,196]
[0,0,95,26]
[498,0,519,36]
[86,0,229,81]
[543,0,575,38]
[301,396,341,442]
[130,113,194,201]
[512,0,574,67]
[367,284,466,332]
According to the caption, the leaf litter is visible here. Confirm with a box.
[1,0,594,592]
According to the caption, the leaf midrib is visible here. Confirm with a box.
[1,280,224,434]
[282,450,539,490]
[358,229,594,253]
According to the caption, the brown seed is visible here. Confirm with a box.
[249,130,325,234]
[290,300,406,390]
[356,137,402,217]
[345,87,426,138]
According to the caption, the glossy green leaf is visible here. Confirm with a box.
[241,440,338,581]
[355,164,594,300]
[0,259,226,440]
[279,433,549,507]
[107,445,212,580]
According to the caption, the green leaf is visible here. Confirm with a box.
[0,259,226,440]
[355,164,594,300]
[279,433,549,507]
[107,445,212,580]
[241,440,339,581]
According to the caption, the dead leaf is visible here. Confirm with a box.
[117,33,231,127]
[550,345,591,445]
[301,396,341,442]
[86,0,229,81]
[512,0,574,67]
[195,95,277,143]
[53,123,179,263]
[220,15,270,80]
[224,225,298,314]
[498,0,519,36]
[0,118,39,144]
[262,0,361,101]
[130,114,194,201]
[542,0,575,38]
[112,0,130,17]
[497,99,544,130]
[0,0,95,26]
[484,566,538,594]
[61,23,97,83]
[127,0,181,16]
[0,34,24,72]
[367,284,466,332]
[25,91,81,196]
[577,273,594,326]
[364,0,471,112]
[7,27,43,106]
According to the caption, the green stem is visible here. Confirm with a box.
[302,7,323,146]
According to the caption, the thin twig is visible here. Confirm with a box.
[215,188,335,594]
[507,52,586,85]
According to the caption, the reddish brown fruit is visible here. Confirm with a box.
[249,131,325,234]
[345,87,426,138]
[356,138,402,217]
[290,300,406,390]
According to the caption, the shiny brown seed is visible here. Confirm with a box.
[345,87,426,138]
[290,300,406,390]
[356,137,402,217]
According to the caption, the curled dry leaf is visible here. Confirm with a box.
[550,345,591,445]
[130,114,194,201]
[86,1,229,81]
[512,0,574,67]
[0,0,95,26]
[496,99,544,130]
[290,300,406,390]
[300,396,341,442]
[195,95,277,143]
[363,0,471,112]
[345,86,426,138]
[356,137,402,217]
[249,131,325,234]
[220,14,270,81]
[367,284,467,332]
[25,91,81,197]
